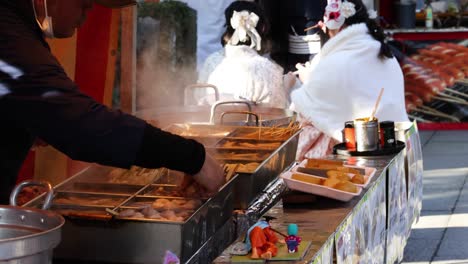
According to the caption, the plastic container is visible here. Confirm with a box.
[291,159,377,188]
[380,121,396,148]
[394,2,416,29]
[344,121,356,150]
[281,171,362,202]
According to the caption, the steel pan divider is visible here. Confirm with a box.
[106,168,167,215]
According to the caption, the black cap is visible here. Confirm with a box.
[380,121,395,128]
[344,121,354,128]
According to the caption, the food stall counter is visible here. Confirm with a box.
[213,151,413,264]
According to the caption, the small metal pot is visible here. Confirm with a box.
[0,181,64,264]
[354,118,380,152]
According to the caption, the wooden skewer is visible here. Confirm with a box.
[415,106,460,122]
[433,96,468,106]
[438,92,468,103]
[417,105,461,122]
[370,88,384,121]
[408,113,432,123]
[444,88,468,100]
[414,108,456,122]
[269,227,288,238]
[304,24,320,32]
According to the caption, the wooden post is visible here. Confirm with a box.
[120,6,137,114]
[103,9,121,107]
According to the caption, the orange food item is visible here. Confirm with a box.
[323,178,341,188]
[306,159,343,168]
[326,170,350,181]
[351,174,365,184]
[336,167,361,175]
[334,181,358,193]
[291,174,323,185]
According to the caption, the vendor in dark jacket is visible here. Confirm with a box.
[0,0,225,204]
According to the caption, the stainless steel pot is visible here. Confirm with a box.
[0,181,65,264]
[136,100,296,128]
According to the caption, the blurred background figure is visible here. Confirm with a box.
[197,1,290,109]
[288,0,409,160]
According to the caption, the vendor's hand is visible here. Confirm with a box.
[317,21,326,34]
[283,72,298,91]
[193,151,225,193]
[295,61,312,83]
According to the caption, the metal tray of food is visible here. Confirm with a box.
[165,123,301,209]
[25,166,238,263]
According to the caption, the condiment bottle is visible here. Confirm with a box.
[344,121,355,150]
[380,121,396,148]
[425,1,433,29]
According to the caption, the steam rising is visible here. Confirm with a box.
[136,16,197,113]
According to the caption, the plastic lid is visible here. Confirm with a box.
[380,121,395,128]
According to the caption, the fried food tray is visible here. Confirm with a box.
[24,123,300,262]
[25,166,238,263]
[166,124,301,209]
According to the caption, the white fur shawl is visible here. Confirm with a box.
[291,23,409,140]
[204,45,287,108]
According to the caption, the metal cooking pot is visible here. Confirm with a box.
[0,181,65,264]
[136,100,296,129]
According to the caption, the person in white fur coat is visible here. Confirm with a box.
[197,1,290,109]
[289,0,409,159]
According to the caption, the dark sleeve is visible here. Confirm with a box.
[0,7,205,173]
[2,89,205,173]
[135,124,205,174]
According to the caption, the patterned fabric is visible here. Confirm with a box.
[296,115,339,160]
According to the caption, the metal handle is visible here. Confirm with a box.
[220,111,259,126]
[183,83,220,106]
[210,100,253,124]
[10,181,54,210]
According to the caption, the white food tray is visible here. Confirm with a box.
[280,171,362,202]
[291,159,377,188]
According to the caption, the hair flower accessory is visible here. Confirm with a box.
[341,1,356,18]
[324,0,356,30]
[368,9,378,19]
[229,10,262,51]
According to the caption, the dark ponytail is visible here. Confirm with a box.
[344,0,393,59]
[366,18,393,59]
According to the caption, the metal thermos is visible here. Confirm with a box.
[354,118,379,152]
